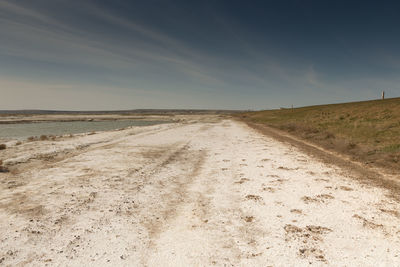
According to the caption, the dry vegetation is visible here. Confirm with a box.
[27,136,37,141]
[26,135,56,141]
[0,144,6,150]
[239,97,400,172]
[0,159,7,173]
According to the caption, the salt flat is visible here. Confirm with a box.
[1,116,400,266]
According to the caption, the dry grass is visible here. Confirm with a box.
[239,97,400,171]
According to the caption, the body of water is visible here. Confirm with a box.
[0,120,169,140]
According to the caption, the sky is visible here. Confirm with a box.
[1,0,400,110]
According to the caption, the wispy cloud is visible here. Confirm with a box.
[1,0,398,110]
[0,0,233,89]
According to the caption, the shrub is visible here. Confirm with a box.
[16,141,22,145]
[347,142,357,149]
[40,135,48,140]
[27,136,37,141]
[0,144,6,150]
[280,123,297,132]
[324,132,335,139]
[303,126,319,134]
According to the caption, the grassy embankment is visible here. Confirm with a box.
[239,97,400,172]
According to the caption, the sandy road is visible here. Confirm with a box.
[1,117,400,266]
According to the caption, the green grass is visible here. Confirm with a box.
[239,97,400,171]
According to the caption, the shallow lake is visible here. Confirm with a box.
[0,120,170,140]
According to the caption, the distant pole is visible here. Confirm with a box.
[382,91,385,100]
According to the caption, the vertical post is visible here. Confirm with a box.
[382,91,385,100]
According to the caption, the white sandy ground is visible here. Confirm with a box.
[1,116,400,266]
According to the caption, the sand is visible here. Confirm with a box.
[0,116,400,266]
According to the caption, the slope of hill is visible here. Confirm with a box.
[239,97,400,172]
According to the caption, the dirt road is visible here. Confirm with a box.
[1,117,400,266]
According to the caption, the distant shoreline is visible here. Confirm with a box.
[0,109,244,115]
[0,117,174,142]
[0,114,179,125]
[0,117,170,125]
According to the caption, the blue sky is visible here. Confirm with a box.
[1,0,400,110]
